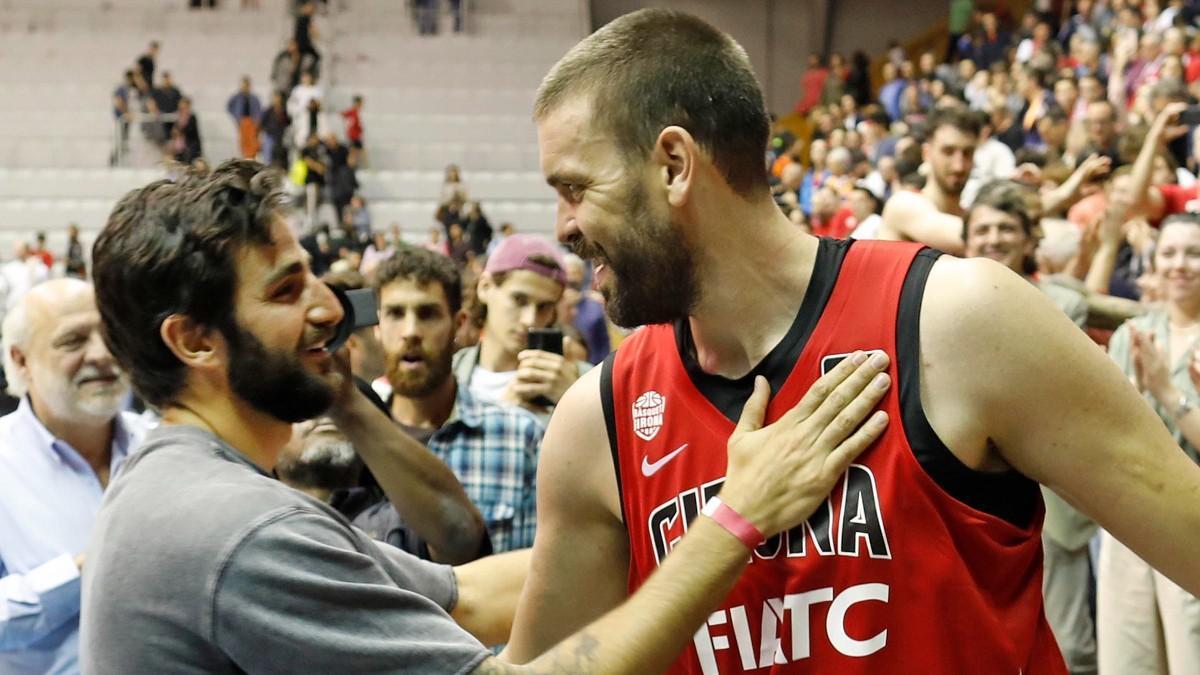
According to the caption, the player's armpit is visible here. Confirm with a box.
[921,256,1200,595]
[503,367,630,663]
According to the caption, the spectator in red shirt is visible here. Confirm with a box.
[794,53,828,115]
[808,185,854,239]
[31,232,54,269]
[1125,103,1196,224]
[341,95,365,164]
[1184,31,1200,83]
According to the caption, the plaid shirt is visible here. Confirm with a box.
[425,386,544,552]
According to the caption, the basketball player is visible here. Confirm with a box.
[878,106,974,254]
[505,9,1200,674]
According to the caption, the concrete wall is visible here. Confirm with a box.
[589,0,945,114]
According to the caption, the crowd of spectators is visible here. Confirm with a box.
[106,0,515,267]
[777,3,1200,304]
[769,2,1200,671]
[111,1,370,231]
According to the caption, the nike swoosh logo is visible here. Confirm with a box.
[641,444,689,477]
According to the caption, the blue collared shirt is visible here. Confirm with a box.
[426,386,544,553]
[0,398,145,675]
[378,377,545,554]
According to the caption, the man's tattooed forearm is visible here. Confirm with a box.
[473,631,604,675]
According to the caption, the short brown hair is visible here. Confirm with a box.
[923,106,982,142]
[373,247,462,314]
[965,180,1042,275]
[534,8,770,197]
[966,180,1041,238]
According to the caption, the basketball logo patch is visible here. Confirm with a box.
[632,391,666,441]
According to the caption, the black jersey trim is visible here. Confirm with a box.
[599,351,626,526]
[673,237,854,423]
[897,249,1039,528]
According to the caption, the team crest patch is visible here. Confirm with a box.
[632,391,666,441]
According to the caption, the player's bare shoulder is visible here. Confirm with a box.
[922,255,1033,327]
[546,365,605,448]
[910,256,1059,470]
[541,364,622,519]
[919,256,1081,412]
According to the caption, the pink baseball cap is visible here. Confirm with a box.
[484,234,567,285]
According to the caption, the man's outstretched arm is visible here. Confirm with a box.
[332,388,487,564]
[879,191,965,254]
[469,351,892,674]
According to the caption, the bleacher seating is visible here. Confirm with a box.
[0,0,587,256]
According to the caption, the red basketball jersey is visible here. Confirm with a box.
[603,240,1066,674]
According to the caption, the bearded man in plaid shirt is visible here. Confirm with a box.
[371,248,543,552]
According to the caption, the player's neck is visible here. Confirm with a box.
[160,385,291,473]
[922,181,964,217]
[686,206,819,380]
[390,375,457,430]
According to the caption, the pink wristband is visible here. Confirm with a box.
[702,496,764,550]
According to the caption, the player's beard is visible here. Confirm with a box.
[223,322,336,424]
[386,335,454,398]
[567,179,700,328]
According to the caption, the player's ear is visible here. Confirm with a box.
[654,125,697,208]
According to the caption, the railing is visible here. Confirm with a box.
[110,111,180,167]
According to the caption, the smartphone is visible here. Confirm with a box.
[325,285,379,353]
[526,327,564,355]
[1180,106,1200,127]
[526,327,564,408]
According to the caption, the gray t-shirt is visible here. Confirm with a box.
[80,424,490,674]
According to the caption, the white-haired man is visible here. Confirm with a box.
[0,278,146,674]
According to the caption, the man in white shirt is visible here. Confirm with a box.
[0,279,145,674]
[452,235,584,417]
[962,108,1016,209]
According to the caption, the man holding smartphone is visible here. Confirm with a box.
[453,235,588,418]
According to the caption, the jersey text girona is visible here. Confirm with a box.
[601,239,1067,674]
